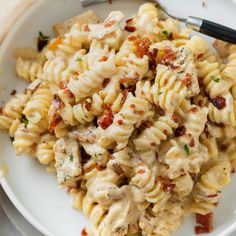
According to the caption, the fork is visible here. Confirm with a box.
[148,0,236,44]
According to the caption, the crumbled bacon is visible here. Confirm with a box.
[172,113,180,123]
[183,73,192,87]
[169,63,180,70]
[117,119,123,125]
[59,80,74,98]
[163,129,168,135]
[160,46,177,65]
[211,96,226,110]
[85,101,92,111]
[81,228,88,236]
[155,106,165,116]
[96,164,106,171]
[196,53,204,61]
[120,77,138,88]
[189,138,195,147]
[220,144,228,151]
[148,48,158,71]
[99,106,114,129]
[138,169,145,174]
[141,120,152,128]
[102,78,111,88]
[10,89,16,96]
[195,213,213,234]
[130,104,136,109]
[128,35,138,41]
[99,56,108,62]
[191,106,198,113]
[150,142,156,147]
[135,38,151,58]
[175,126,186,137]
[124,25,136,32]
[157,176,175,192]
[83,24,90,32]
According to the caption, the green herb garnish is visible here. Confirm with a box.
[69,154,74,161]
[162,30,169,39]
[20,115,29,128]
[184,144,190,155]
[39,31,50,41]
[211,75,220,83]
[75,57,82,62]
[10,137,14,143]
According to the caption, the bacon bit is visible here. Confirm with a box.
[102,78,110,88]
[59,80,74,99]
[126,18,133,23]
[128,35,137,41]
[117,119,123,125]
[155,106,165,116]
[148,48,158,71]
[163,129,168,135]
[215,122,225,128]
[124,25,136,32]
[172,113,180,123]
[195,213,213,234]
[59,80,68,90]
[183,73,192,87]
[96,164,106,171]
[112,163,124,175]
[198,100,204,107]
[48,37,63,51]
[85,101,92,111]
[121,89,129,104]
[49,118,61,133]
[175,126,186,137]
[99,56,108,62]
[141,120,152,128]
[130,104,136,109]
[83,24,90,32]
[190,173,199,182]
[135,38,151,58]
[196,53,204,60]
[220,144,228,151]
[169,63,180,70]
[157,176,175,192]
[99,106,114,129]
[207,194,218,198]
[211,96,226,110]
[81,228,88,236]
[10,89,16,96]
[160,46,177,64]
[189,138,195,147]
[138,169,145,174]
[150,142,156,147]
[231,168,235,174]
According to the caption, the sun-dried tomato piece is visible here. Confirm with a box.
[211,96,226,110]
[195,213,213,234]
[175,126,186,137]
[99,106,114,129]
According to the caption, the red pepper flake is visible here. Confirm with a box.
[121,89,129,104]
[85,101,92,111]
[150,142,156,147]
[211,96,226,110]
[195,213,213,234]
[126,18,133,23]
[83,24,90,32]
[135,38,151,58]
[10,89,16,96]
[99,56,108,62]
[96,164,106,171]
[99,106,114,129]
[130,104,136,109]
[172,113,180,123]
[183,73,192,87]
[175,126,186,137]
[124,25,136,32]
[138,169,145,174]
[102,78,111,88]
[189,138,195,147]
[157,176,175,192]
[117,119,123,125]
[81,228,88,236]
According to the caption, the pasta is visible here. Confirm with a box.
[1,3,236,235]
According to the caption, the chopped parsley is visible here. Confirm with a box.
[39,31,50,41]
[162,30,169,39]
[20,114,29,128]
[10,137,14,143]
[211,75,220,83]
[69,154,74,161]
[75,57,82,62]
[184,144,190,155]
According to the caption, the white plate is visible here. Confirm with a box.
[0,0,236,236]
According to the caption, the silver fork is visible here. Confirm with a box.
[150,0,236,44]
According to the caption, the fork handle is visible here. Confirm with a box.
[186,16,236,44]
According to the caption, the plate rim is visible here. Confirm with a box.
[0,1,236,236]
